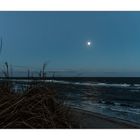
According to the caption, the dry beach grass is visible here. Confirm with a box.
[0,62,78,128]
[0,80,78,128]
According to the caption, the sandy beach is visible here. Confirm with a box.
[70,108,140,128]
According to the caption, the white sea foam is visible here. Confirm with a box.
[130,89,140,92]
[109,106,140,115]
[134,84,140,87]
[67,100,140,125]
[7,79,138,89]
[46,80,131,88]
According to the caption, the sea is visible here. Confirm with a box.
[47,77,140,125]
[8,77,140,125]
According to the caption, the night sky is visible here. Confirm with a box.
[0,12,140,76]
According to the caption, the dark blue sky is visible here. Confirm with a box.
[0,12,140,76]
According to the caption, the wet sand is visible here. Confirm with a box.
[70,108,140,128]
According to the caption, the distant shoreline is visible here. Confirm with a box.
[1,76,140,82]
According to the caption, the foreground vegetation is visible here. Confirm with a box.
[0,62,78,128]
[0,80,79,128]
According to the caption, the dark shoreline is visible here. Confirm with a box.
[69,107,140,128]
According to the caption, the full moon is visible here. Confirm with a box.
[87,41,91,46]
[86,41,92,48]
